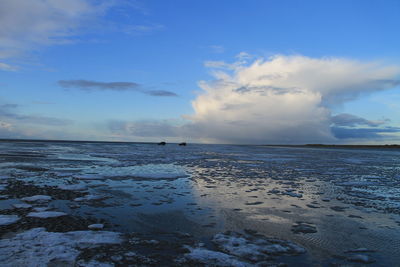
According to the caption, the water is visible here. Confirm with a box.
[0,141,399,266]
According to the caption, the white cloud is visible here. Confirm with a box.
[187,54,400,144]
[0,0,159,65]
[0,0,105,59]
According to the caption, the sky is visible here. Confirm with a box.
[0,0,400,144]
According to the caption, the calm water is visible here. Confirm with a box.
[0,141,399,266]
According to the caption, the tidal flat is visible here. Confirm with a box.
[0,140,399,266]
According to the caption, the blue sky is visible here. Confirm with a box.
[0,0,399,144]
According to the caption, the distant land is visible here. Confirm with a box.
[0,138,399,149]
[266,144,400,149]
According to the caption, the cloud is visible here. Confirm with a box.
[58,80,140,91]
[185,55,400,143]
[111,54,400,144]
[146,90,178,97]
[0,0,162,69]
[58,79,178,96]
[331,113,387,127]
[0,0,107,59]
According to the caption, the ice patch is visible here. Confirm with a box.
[212,232,305,262]
[0,215,20,225]
[0,227,122,266]
[21,195,52,202]
[184,247,249,267]
[27,211,67,218]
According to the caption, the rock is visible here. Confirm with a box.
[158,142,166,145]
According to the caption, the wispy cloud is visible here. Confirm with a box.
[146,90,178,97]
[58,79,178,96]
[0,0,106,59]
[0,0,163,70]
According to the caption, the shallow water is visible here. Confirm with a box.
[0,141,399,266]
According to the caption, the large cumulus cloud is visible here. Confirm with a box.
[110,54,400,144]
[187,55,400,143]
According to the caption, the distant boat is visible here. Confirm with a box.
[158,141,166,145]
[179,142,187,146]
